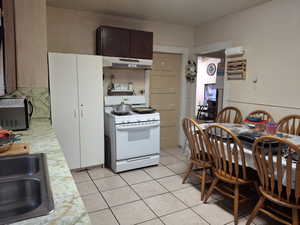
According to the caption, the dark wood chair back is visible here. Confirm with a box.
[247,110,275,122]
[277,115,300,136]
[252,136,300,207]
[182,118,212,163]
[216,106,243,124]
[206,124,248,182]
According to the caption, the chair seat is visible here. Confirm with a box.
[214,164,257,185]
[190,158,213,168]
[214,170,253,185]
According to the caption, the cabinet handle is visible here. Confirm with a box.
[81,109,83,118]
[73,110,77,118]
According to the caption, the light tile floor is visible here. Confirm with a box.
[72,147,282,225]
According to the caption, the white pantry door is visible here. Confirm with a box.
[77,55,104,168]
[48,53,81,169]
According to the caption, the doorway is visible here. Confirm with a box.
[150,52,182,149]
[195,50,225,121]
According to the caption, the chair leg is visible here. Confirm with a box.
[182,162,193,184]
[200,169,206,201]
[204,177,218,203]
[234,184,239,225]
[254,181,261,196]
[292,208,299,225]
[246,196,265,225]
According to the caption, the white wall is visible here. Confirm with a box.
[195,0,300,121]
[47,6,195,55]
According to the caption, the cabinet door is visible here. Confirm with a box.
[48,53,81,169]
[2,0,17,93]
[97,26,130,57]
[77,55,104,168]
[130,30,153,59]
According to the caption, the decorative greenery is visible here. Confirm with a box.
[186,60,197,82]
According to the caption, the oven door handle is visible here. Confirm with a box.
[116,123,160,131]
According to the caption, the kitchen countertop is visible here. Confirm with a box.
[11,119,91,225]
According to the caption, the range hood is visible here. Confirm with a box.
[103,56,152,70]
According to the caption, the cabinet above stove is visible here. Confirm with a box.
[96,26,153,60]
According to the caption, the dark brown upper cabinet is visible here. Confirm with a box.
[96,26,153,59]
[130,30,153,59]
[97,26,130,58]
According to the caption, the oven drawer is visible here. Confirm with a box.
[115,121,160,160]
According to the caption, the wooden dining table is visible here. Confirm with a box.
[197,122,300,188]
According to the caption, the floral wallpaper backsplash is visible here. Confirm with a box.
[12,87,50,118]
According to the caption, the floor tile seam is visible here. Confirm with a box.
[87,170,122,225]
[118,173,167,225]
[143,170,176,180]
[99,184,131,193]
[130,178,164,188]
[87,206,109,214]
[167,185,214,225]
[73,178,92,184]
[189,206,212,225]
[119,177,155,186]
[133,217,166,225]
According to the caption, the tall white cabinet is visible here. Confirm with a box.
[48,52,104,169]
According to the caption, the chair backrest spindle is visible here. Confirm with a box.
[206,124,248,181]
[253,136,300,205]
[182,118,212,163]
[247,110,275,123]
[216,106,243,124]
[277,115,300,136]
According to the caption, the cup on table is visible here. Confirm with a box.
[266,122,278,135]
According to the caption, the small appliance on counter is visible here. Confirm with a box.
[0,96,33,130]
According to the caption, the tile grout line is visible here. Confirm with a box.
[119,165,211,225]
[118,173,167,225]
[75,149,245,225]
[75,160,197,223]
[160,150,236,225]
[165,183,212,225]
[86,171,122,225]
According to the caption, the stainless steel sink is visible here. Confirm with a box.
[0,154,54,225]
[0,155,39,177]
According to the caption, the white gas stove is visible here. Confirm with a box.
[104,96,160,173]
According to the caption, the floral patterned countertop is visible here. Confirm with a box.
[11,119,91,225]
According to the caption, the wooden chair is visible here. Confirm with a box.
[247,110,275,123]
[277,115,300,136]
[204,124,257,225]
[216,106,243,124]
[182,118,213,200]
[246,136,300,225]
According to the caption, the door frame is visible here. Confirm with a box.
[191,41,233,117]
[149,45,189,148]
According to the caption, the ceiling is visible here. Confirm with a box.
[47,0,271,27]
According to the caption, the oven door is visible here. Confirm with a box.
[115,121,160,160]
